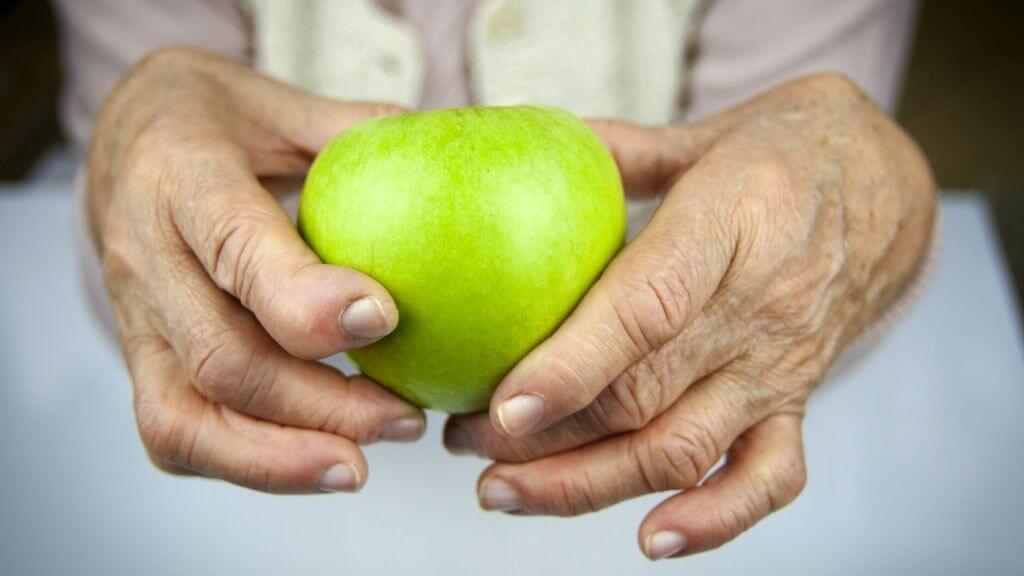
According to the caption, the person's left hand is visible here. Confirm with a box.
[443,74,937,560]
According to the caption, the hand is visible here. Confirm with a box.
[444,74,936,558]
[88,47,425,493]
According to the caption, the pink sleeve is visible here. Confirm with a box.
[52,0,252,150]
[686,0,921,118]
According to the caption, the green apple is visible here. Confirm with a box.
[299,105,625,413]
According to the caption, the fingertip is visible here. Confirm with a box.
[324,266,399,349]
[377,415,427,443]
[267,263,398,359]
[493,393,547,438]
[312,372,424,444]
[637,415,808,557]
[317,438,369,493]
[317,462,363,493]
[188,401,373,494]
[340,294,398,343]
[295,99,409,151]
[643,530,688,561]
[442,419,479,456]
[478,475,524,512]
[337,100,407,130]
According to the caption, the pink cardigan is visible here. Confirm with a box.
[54,0,921,149]
[59,0,935,380]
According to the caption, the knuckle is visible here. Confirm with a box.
[745,155,794,195]
[617,260,692,352]
[769,454,808,509]
[189,330,279,412]
[637,420,720,490]
[543,352,600,411]
[237,455,277,492]
[134,392,196,466]
[134,393,172,458]
[711,495,759,545]
[124,117,184,165]
[547,471,604,516]
[134,45,204,74]
[205,206,270,305]
[99,234,140,295]
[610,233,700,350]
[734,156,801,235]
[592,359,664,431]
[731,159,816,274]
[641,268,691,334]
[796,72,865,104]
[188,332,248,402]
[712,452,807,545]
[317,400,378,445]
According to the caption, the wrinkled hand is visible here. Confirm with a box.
[89,47,425,493]
[445,74,936,558]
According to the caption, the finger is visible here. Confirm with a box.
[446,317,739,461]
[639,414,806,560]
[228,55,405,156]
[585,119,696,198]
[446,352,696,459]
[148,243,424,444]
[239,97,406,173]
[139,48,403,176]
[477,368,759,516]
[279,97,406,155]
[147,454,197,477]
[169,145,399,360]
[131,343,371,493]
[488,161,740,437]
[586,81,808,198]
[447,374,681,461]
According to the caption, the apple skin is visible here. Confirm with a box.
[299,105,626,413]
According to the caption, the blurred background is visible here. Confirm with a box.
[2,0,1022,310]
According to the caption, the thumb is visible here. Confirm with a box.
[170,144,400,361]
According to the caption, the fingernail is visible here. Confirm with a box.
[341,297,394,341]
[645,531,686,560]
[496,394,546,436]
[479,478,522,512]
[378,417,425,442]
[443,424,477,455]
[318,463,362,493]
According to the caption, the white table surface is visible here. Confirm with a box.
[1,181,1022,576]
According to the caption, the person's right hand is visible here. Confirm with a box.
[87,46,425,493]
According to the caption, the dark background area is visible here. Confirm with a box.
[0,0,60,180]
[898,1,1024,310]
[1,0,1023,308]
